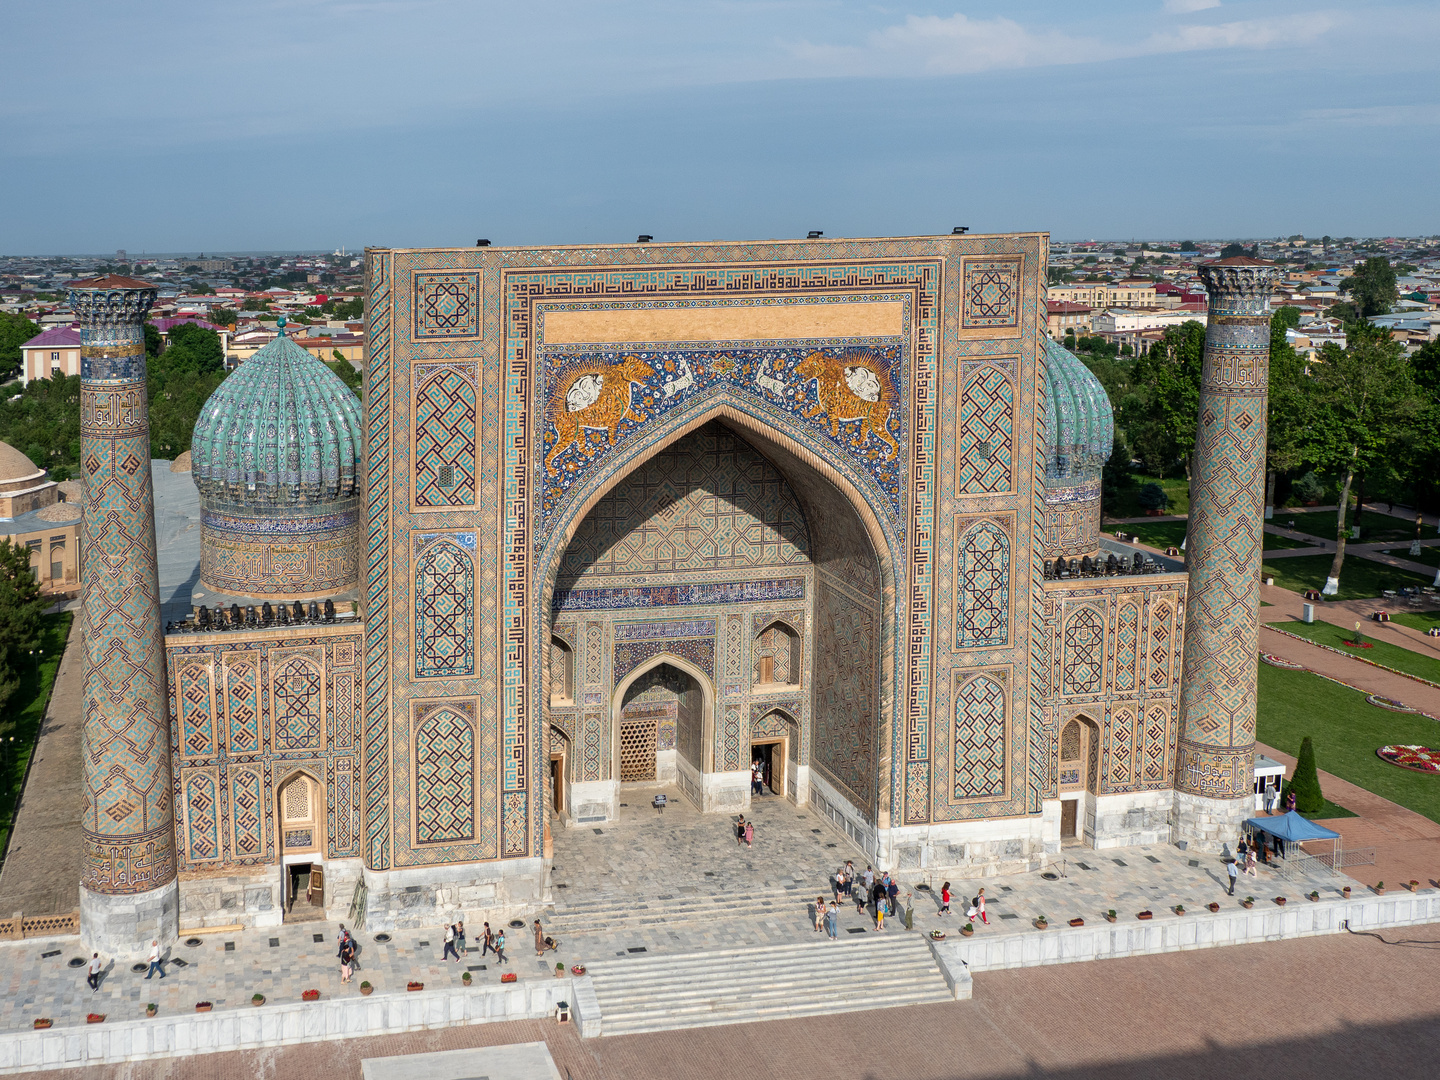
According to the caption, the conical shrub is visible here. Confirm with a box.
[1283,735,1324,815]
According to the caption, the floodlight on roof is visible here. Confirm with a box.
[637,235,653,243]
[807,230,823,239]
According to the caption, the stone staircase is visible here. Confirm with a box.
[585,934,955,1035]
[546,883,818,936]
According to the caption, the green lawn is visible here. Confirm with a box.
[1392,610,1440,634]
[1279,509,1419,544]
[1263,531,1314,551]
[1114,520,1187,549]
[1375,545,1440,569]
[0,613,73,862]
[1105,475,1190,519]
[1266,618,1440,685]
[1257,662,1440,825]
[1261,554,1432,601]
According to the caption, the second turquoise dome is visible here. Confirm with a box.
[191,332,361,505]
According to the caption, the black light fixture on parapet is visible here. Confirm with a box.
[953,226,969,235]
[637,235,653,243]
[476,239,491,247]
[807,230,823,239]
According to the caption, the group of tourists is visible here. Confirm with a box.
[831,861,907,929]
[735,815,755,847]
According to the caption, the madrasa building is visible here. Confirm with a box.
[67,238,1280,952]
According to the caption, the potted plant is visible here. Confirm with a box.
[145,1004,158,1019]
[960,923,974,937]
[1068,917,1084,927]
[1374,881,1386,895]
[1274,896,1287,907]
[1409,880,1420,892]
[1104,910,1117,923]
[252,993,265,1007]
[462,970,473,985]
[302,989,320,1002]
[1241,897,1254,909]
[570,964,587,975]
[1308,891,1319,902]
[406,981,424,992]
[555,962,566,978]
[195,1001,213,1013]
[1173,905,1186,916]
[33,1019,52,1030]
[1136,910,1153,920]
[359,981,373,997]
[929,929,946,941]
[1207,902,1220,913]
[1034,915,1048,929]
[1342,886,1351,899]
[500,972,518,984]
[86,1013,105,1024]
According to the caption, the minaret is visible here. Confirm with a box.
[1173,257,1280,851]
[70,276,179,954]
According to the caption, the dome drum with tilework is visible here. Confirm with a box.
[191,331,362,600]
[1040,338,1115,560]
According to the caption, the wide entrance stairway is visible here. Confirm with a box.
[585,934,953,1035]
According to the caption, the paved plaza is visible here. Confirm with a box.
[0,789,1353,1035]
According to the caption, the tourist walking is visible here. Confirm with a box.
[940,881,952,915]
[854,880,867,916]
[1245,847,1258,877]
[1226,857,1239,896]
[144,940,166,980]
[886,876,900,918]
[456,920,467,956]
[86,952,103,993]
[744,820,754,848]
[815,896,827,932]
[736,815,747,844]
[480,921,493,955]
[534,919,547,956]
[443,922,460,963]
[494,929,507,964]
[825,901,839,940]
[976,887,989,925]
[339,938,355,983]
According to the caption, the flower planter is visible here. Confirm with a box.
[462,973,472,985]
[1173,907,1186,916]
[1104,914,1117,924]
[1342,887,1351,899]
[1308,892,1319,902]
[301,990,320,1002]
[86,1014,105,1025]
[145,1005,157,1019]
[1136,911,1153,921]
[929,930,946,941]
[251,995,265,1007]
[554,965,566,978]
[1068,918,1084,928]
[195,1003,212,1013]
[359,984,373,996]
[407,982,424,992]
[570,965,587,976]
[1207,903,1220,913]
[960,927,974,937]
[33,1019,52,1030]
[1034,919,1049,930]
[1241,900,1254,909]
[1408,881,1420,892]
[1273,897,1287,907]
[501,972,518,984]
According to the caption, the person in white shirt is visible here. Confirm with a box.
[145,940,166,979]
[86,953,103,993]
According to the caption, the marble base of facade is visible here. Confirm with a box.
[176,858,365,932]
[1171,790,1252,853]
[360,856,548,931]
[883,814,1047,880]
[1088,789,1175,849]
[81,879,180,959]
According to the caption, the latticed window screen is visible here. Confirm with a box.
[619,720,657,781]
[1060,721,1081,762]
[437,464,455,489]
[282,777,311,823]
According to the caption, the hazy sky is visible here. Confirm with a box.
[2,1,1436,252]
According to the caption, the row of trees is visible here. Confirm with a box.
[1084,302,1438,590]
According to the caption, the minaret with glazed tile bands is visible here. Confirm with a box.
[1172,257,1280,852]
[69,276,179,954]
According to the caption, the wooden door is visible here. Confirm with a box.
[309,866,324,907]
[1060,799,1078,840]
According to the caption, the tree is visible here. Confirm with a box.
[1266,310,1312,514]
[0,312,41,381]
[1344,256,1398,317]
[1220,242,1247,259]
[1118,320,1205,478]
[0,374,81,475]
[327,358,362,400]
[1180,241,1198,252]
[242,298,269,311]
[143,322,162,358]
[1306,323,1424,593]
[1325,300,1361,325]
[148,324,227,459]
[1282,736,1324,815]
[0,538,46,715]
[209,306,237,328]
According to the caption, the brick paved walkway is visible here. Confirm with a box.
[0,616,83,918]
[29,918,1440,1079]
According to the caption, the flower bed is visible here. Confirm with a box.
[1376,745,1440,773]
[1261,653,1304,669]
[1368,695,1418,713]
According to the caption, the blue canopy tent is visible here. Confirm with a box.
[1244,811,1341,865]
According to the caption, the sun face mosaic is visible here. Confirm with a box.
[537,344,907,533]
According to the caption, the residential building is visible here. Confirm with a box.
[1046,300,1092,340]
[18,324,81,384]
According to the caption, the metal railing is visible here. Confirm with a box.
[348,880,368,932]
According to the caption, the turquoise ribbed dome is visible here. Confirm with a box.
[191,332,361,505]
[1041,337,1113,486]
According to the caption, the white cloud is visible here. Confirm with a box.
[1163,0,1222,14]
[789,9,1341,77]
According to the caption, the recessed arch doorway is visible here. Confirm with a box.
[1058,715,1100,846]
